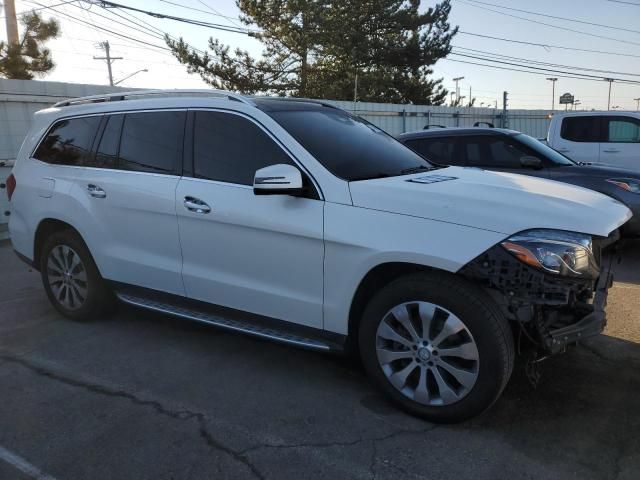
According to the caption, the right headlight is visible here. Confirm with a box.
[606,178,640,194]
[501,229,599,279]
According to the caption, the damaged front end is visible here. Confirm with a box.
[460,229,620,355]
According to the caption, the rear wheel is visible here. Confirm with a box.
[40,230,112,321]
[359,272,514,423]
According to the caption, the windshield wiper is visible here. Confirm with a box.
[400,165,440,175]
[350,172,394,181]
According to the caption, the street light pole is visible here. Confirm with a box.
[114,69,148,86]
[546,77,557,112]
[635,97,640,111]
[604,78,614,111]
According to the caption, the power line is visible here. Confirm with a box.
[88,0,257,35]
[442,56,640,85]
[452,46,640,78]
[456,0,640,47]
[0,0,77,18]
[26,0,172,51]
[457,31,640,59]
[457,0,640,35]
[607,0,640,5]
[154,0,241,25]
[449,52,640,84]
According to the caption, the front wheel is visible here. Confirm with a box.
[359,272,514,423]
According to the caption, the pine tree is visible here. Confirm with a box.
[167,0,456,104]
[0,12,60,80]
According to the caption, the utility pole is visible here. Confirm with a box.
[502,91,509,128]
[469,85,472,107]
[453,76,464,106]
[634,97,640,111]
[604,78,614,111]
[546,77,557,112]
[3,0,20,45]
[93,41,123,86]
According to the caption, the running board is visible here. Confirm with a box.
[115,291,342,352]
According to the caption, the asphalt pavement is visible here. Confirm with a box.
[0,239,638,480]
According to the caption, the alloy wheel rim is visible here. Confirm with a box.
[375,301,480,406]
[47,245,88,311]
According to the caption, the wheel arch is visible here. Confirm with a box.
[33,218,85,271]
[347,262,438,350]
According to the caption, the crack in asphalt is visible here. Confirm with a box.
[0,353,265,480]
[0,351,442,480]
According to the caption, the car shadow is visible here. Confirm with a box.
[612,239,640,284]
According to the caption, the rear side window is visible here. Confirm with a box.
[119,111,185,174]
[560,116,603,142]
[88,114,124,168]
[405,138,457,165]
[193,111,293,185]
[33,116,101,165]
[606,117,640,143]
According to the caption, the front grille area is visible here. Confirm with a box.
[460,245,595,306]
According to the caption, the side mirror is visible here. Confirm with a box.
[520,156,543,169]
[253,164,303,196]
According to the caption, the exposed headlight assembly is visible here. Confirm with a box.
[501,229,599,279]
[606,178,640,194]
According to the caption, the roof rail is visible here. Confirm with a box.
[52,89,254,108]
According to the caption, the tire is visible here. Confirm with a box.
[40,229,113,321]
[358,271,514,423]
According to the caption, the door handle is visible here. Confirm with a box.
[87,184,106,198]
[602,149,620,153]
[184,196,211,214]
[556,148,570,153]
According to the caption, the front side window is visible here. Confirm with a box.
[264,107,433,181]
[33,116,101,165]
[606,117,640,143]
[560,116,603,143]
[193,111,293,185]
[119,111,185,174]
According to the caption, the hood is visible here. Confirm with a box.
[349,167,632,237]
[565,163,640,179]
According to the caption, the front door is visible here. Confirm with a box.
[176,110,324,328]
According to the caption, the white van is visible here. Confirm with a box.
[546,111,640,171]
[5,90,632,423]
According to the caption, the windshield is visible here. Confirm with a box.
[514,133,575,166]
[266,108,436,181]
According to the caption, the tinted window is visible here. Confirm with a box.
[193,111,293,185]
[33,116,101,165]
[119,111,185,174]
[459,136,538,168]
[515,134,574,166]
[266,108,434,181]
[405,138,457,165]
[88,114,123,168]
[560,116,603,142]
[607,117,640,143]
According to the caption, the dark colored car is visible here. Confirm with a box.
[398,127,640,237]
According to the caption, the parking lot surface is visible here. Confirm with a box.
[0,239,639,480]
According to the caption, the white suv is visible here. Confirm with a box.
[6,90,632,422]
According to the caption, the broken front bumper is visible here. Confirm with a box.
[545,254,613,353]
[460,243,616,354]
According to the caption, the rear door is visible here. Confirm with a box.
[175,110,324,328]
[600,116,640,171]
[78,110,186,295]
[553,116,602,164]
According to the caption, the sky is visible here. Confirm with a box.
[1,0,639,110]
